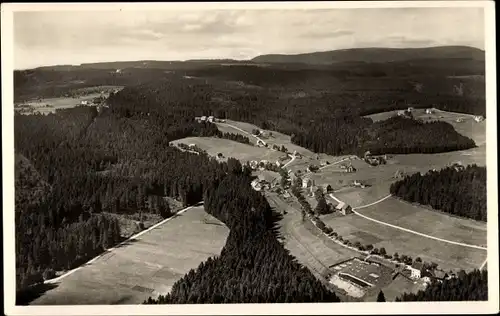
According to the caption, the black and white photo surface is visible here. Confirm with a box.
[2,1,498,315]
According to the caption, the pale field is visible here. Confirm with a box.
[30,207,229,305]
[356,197,487,247]
[267,193,359,276]
[321,212,486,272]
[172,137,284,163]
[17,86,124,115]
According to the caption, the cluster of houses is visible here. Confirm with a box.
[195,116,226,123]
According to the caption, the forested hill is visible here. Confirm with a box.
[145,173,340,304]
[390,165,487,221]
[396,269,487,301]
[252,46,485,64]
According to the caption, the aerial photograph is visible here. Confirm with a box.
[4,2,496,314]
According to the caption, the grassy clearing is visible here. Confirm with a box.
[30,207,229,305]
[267,193,359,275]
[172,137,284,163]
[356,197,486,247]
[321,213,486,272]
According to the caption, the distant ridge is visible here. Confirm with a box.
[251,46,485,65]
[23,46,484,71]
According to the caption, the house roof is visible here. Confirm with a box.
[433,269,447,278]
[412,262,424,270]
[336,201,346,209]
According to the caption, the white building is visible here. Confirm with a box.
[474,115,484,122]
[302,178,313,188]
[208,116,214,122]
[425,108,434,114]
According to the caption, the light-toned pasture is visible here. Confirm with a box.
[30,207,228,305]
[17,86,124,115]
[216,119,318,158]
[172,137,284,163]
[355,197,487,247]
[321,212,486,272]
[267,193,359,276]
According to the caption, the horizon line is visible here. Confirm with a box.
[15,44,485,71]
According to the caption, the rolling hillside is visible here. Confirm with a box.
[251,46,485,65]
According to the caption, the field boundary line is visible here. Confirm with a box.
[45,205,196,284]
[353,194,393,210]
[329,193,487,251]
[479,258,488,270]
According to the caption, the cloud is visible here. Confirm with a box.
[13,7,485,69]
[298,29,354,39]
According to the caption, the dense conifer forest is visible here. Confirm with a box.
[396,270,487,301]
[390,165,487,221]
[14,57,486,303]
[14,101,232,295]
[144,173,340,304]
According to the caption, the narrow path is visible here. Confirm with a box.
[45,205,197,284]
[329,193,487,251]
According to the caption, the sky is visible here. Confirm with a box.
[13,7,485,69]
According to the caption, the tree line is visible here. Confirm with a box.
[396,269,487,301]
[144,172,340,304]
[390,164,486,221]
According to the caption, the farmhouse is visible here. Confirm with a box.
[425,108,434,114]
[188,144,196,149]
[249,160,259,170]
[407,262,424,279]
[80,100,90,106]
[456,118,464,123]
[208,116,214,122]
[336,201,353,215]
[430,269,449,281]
[293,150,302,159]
[302,177,314,188]
[474,115,484,122]
[200,116,207,122]
[257,139,267,147]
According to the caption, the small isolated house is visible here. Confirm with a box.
[336,201,353,215]
[188,144,196,149]
[456,118,464,123]
[425,108,434,114]
[276,161,283,168]
[346,164,356,173]
[257,139,267,147]
[408,262,424,279]
[208,116,214,122]
[474,115,484,122]
[430,269,449,281]
[200,116,207,122]
[249,160,259,170]
[251,179,262,191]
[81,100,90,106]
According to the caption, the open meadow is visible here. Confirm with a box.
[16,85,124,115]
[172,137,284,163]
[321,212,486,272]
[29,207,229,305]
[356,197,487,247]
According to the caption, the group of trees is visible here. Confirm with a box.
[216,131,252,145]
[14,92,239,294]
[145,173,340,304]
[291,115,476,157]
[390,165,487,221]
[396,270,488,301]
